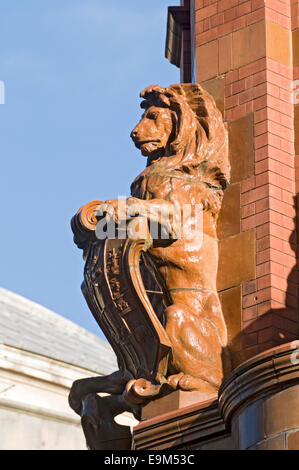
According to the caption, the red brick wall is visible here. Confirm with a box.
[193,0,298,365]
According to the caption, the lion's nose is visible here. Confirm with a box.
[130,129,138,139]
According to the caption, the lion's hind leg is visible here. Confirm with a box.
[165,302,225,393]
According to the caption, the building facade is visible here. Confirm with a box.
[0,288,136,450]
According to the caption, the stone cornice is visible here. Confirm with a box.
[219,342,299,424]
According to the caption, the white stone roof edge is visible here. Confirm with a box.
[0,287,110,351]
[0,343,100,388]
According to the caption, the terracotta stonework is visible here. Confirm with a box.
[128,84,231,394]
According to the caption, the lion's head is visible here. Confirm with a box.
[130,83,230,190]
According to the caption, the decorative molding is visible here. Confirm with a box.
[219,342,299,424]
[133,399,227,450]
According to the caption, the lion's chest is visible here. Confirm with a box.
[131,172,172,200]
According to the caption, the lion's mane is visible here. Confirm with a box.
[131,83,230,217]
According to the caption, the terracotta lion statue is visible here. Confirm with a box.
[69,83,231,413]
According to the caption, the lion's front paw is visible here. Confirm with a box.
[167,373,184,390]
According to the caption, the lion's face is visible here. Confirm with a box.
[131,106,173,160]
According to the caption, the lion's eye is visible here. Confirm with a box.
[147,111,159,120]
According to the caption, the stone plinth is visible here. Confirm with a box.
[141,389,217,420]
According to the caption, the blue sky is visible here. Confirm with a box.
[0,1,179,339]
